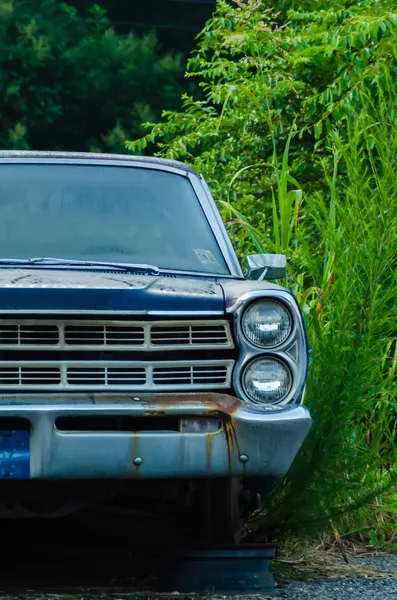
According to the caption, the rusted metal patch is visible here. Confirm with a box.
[124,393,243,473]
[206,431,215,471]
[0,391,243,413]
[140,394,243,473]
[138,392,242,415]
[222,414,242,472]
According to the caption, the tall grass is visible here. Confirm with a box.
[226,100,397,539]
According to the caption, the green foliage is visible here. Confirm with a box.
[127,0,397,537]
[222,104,397,538]
[127,0,397,226]
[369,528,397,551]
[0,0,185,151]
[250,104,397,537]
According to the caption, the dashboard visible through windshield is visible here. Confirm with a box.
[0,164,230,275]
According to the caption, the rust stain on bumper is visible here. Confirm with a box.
[140,393,243,472]
[138,392,242,415]
[0,392,243,415]
[0,391,245,475]
[140,393,242,472]
[206,432,215,471]
[136,393,243,474]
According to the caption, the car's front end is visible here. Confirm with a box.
[0,151,311,541]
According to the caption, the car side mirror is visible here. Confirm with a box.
[246,254,286,280]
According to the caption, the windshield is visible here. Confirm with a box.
[0,164,230,275]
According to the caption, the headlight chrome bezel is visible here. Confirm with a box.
[229,289,309,408]
[241,355,293,406]
[241,299,294,350]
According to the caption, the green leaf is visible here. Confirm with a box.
[314,120,323,139]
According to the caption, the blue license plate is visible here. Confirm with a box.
[0,430,30,479]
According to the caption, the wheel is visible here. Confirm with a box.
[199,478,242,544]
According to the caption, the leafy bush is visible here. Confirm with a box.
[128,0,397,226]
[127,0,397,537]
[0,0,185,151]
[248,104,397,538]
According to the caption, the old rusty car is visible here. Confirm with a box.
[0,151,311,542]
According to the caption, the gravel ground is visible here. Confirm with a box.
[353,553,397,572]
[278,575,397,599]
[276,554,397,600]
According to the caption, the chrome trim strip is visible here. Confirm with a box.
[0,310,226,316]
[0,157,190,177]
[146,310,226,316]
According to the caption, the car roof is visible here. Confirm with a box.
[0,150,197,175]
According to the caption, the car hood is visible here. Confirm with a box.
[0,268,225,314]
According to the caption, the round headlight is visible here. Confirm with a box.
[242,357,292,405]
[242,300,292,348]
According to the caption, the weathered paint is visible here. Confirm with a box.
[205,431,215,471]
[0,269,225,313]
[0,430,30,479]
[131,431,141,475]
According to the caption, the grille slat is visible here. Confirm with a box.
[151,324,229,346]
[0,361,233,390]
[0,320,233,349]
[64,325,145,346]
[0,324,59,345]
[153,365,228,386]
[67,366,147,386]
[0,366,61,385]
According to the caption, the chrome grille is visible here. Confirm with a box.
[67,367,146,386]
[153,365,228,386]
[151,325,228,346]
[0,366,61,385]
[0,361,233,391]
[0,320,233,350]
[0,324,59,345]
[64,325,145,346]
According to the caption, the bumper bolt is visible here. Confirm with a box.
[239,454,249,463]
[133,457,143,466]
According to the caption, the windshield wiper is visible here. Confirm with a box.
[0,257,160,275]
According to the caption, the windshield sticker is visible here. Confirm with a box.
[194,249,220,266]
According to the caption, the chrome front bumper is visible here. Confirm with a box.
[0,393,312,479]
